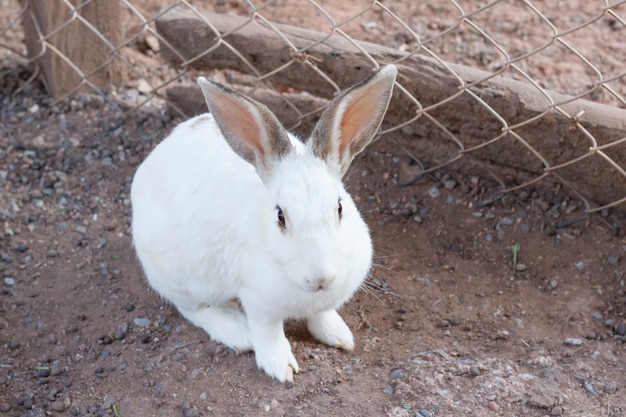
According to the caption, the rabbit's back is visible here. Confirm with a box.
[130,114,265,306]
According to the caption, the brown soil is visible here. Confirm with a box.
[1,1,625,417]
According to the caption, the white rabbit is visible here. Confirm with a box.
[131,65,397,382]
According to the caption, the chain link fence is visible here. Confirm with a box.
[2,0,626,218]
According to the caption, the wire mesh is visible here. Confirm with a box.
[2,0,625,216]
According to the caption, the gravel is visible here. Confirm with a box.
[565,338,583,346]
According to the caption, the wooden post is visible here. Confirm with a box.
[20,0,124,98]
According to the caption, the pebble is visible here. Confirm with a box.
[50,400,65,412]
[390,369,403,379]
[550,279,558,288]
[469,366,481,376]
[604,381,619,394]
[487,401,499,412]
[0,403,10,412]
[520,223,530,235]
[565,337,582,346]
[591,311,603,320]
[383,385,394,395]
[607,255,620,266]
[427,186,440,198]
[515,263,528,272]
[614,322,626,336]
[4,277,15,286]
[583,382,595,395]
[442,179,456,190]
[550,406,563,416]
[133,317,151,328]
[362,21,378,30]
[16,242,29,252]
[418,409,432,417]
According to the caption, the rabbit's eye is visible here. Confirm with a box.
[277,206,286,229]
[338,199,343,219]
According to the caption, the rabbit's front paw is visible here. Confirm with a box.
[307,309,354,351]
[254,335,299,383]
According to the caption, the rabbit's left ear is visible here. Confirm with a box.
[197,77,292,181]
[309,65,397,176]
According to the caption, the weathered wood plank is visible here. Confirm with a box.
[156,7,626,207]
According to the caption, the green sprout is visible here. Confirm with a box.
[512,242,521,272]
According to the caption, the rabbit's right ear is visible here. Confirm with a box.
[309,65,397,177]
[197,77,292,180]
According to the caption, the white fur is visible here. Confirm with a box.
[131,66,396,382]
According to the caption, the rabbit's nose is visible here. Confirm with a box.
[309,275,335,292]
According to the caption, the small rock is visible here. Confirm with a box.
[362,21,378,30]
[515,263,528,272]
[125,303,135,312]
[383,385,394,395]
[390,369,403,379]
[16,243,29,253]
[469,366,481,376]
[442,179,456,190]
[550,279,558,288]
[418,409,432,417]
[0,403,10,412]
[308,365,317,372]
[50,400,65,412]
[607,255,620,266]
[427,186,440,198]
[137,79,152,94]
[520,223,530,235]
[487,401,499,412]
[133,317,151,328]
[605,381,619,394]
[591,311,603,320]
[75,226,87,235]
[145,35,160,52]
[614,322,626,336]
[583,382,595,395]
[550,405,563,416]
[4,277,15,286]
[565,337,582,346]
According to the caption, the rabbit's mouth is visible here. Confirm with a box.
[305,276,336,292]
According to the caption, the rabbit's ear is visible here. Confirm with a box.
[197,77,292,180]
[310,65,397,176]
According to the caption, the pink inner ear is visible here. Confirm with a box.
[338,84,379,155]
[210,91,265,157]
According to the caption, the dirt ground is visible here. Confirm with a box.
[2,1,626,417]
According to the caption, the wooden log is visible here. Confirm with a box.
[156,7,626,207]
[20,0,124,98]
[166,83,327,137]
